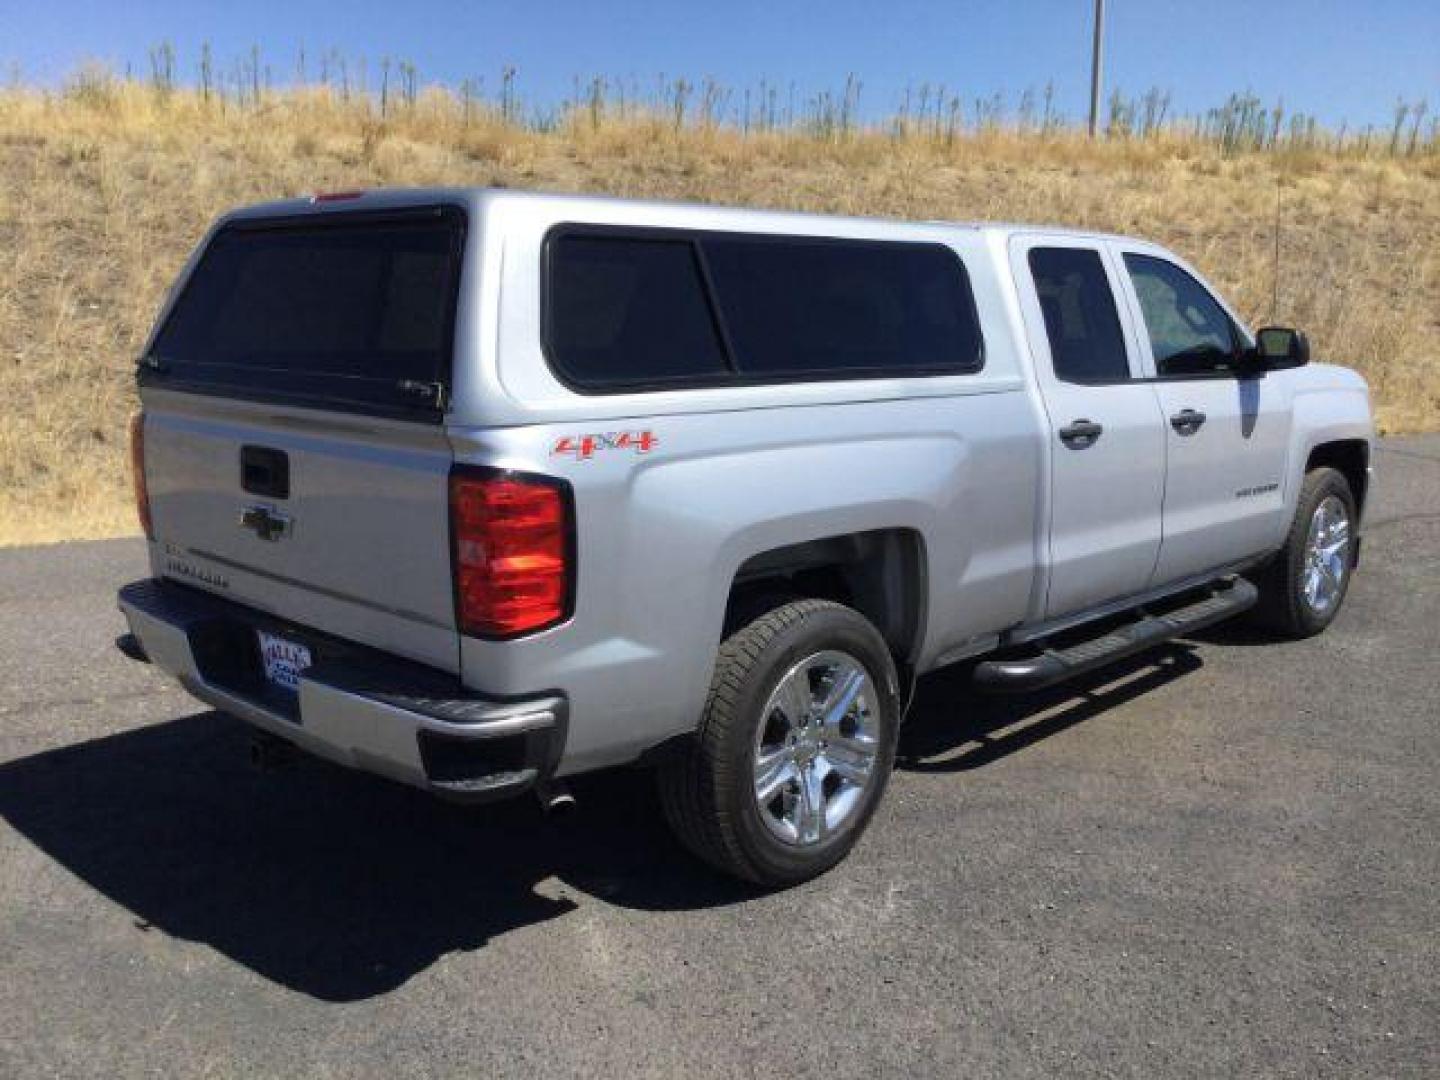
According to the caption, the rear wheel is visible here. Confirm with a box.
[1251,467,1357,638]
[658,599,900,887]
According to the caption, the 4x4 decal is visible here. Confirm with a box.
[552,431,659,460]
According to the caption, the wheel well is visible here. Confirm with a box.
[724,529,926,668]
[1306,440,1369,515]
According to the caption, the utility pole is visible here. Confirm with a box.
[1088,0,1106,137]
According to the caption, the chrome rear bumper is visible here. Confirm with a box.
[117,579,566,803]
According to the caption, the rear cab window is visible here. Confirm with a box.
[144,206,466,419]
[542,226,984,391]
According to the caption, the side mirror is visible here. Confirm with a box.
[1252,326,1310,370]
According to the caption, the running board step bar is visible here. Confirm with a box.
[973,577,1258,694]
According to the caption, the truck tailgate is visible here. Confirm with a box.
[144,393,458,671]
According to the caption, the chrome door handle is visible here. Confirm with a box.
[1170,409,1206,434]
[1058,419,1104,445]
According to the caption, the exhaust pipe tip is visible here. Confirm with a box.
[537,779,576,816]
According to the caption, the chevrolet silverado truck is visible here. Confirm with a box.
[117,189,1374,886]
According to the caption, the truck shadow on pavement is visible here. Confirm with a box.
[898,644,1203,770]
[0,709,753,1002]
[0,644,1202,1003]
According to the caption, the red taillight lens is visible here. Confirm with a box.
[129,412,153,539]
[449,468,572,638]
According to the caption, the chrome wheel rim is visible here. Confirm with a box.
[751,650,880,847]
[1301,495,1350,615]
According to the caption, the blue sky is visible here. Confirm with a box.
[2,0,1436,129]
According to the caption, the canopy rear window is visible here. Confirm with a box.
[145,206,465,418]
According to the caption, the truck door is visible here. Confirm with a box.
[1112,246,1295,585]
[1010,237,1167,619]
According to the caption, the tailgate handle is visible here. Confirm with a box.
[241,445,290,499]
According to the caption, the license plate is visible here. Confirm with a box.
[257,630,312,693]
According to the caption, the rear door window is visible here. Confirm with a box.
[147,207,465,418]
[1027,247,1130,383]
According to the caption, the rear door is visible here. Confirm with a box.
[1113,246,1294,584]
[1010,236,1167,619]
[139,206,466,671]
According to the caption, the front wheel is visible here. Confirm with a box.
[1251,466,1357,638]
[658,599,901,887]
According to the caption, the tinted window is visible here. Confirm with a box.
[543,228,984,390]
[703,238,982,376]
[1123,254,1238,376]
[1027,247,1130,382]
[150,209,464,416]
[545,234,728,387]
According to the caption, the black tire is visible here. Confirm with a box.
[1250,466,1357,638]
[658,599,901,887]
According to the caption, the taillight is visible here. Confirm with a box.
[129,412,153,539]
[449,467,573,638]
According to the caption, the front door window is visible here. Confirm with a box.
[1123,254,1239,377]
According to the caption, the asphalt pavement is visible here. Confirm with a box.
[1,437,1436,1078]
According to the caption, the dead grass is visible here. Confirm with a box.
[2,81,1437,545]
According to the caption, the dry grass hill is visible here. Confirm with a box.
[2,77,1437,545]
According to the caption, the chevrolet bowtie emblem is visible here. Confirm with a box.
[239,505,292,542]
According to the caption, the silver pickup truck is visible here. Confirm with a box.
[118,188,1374,885]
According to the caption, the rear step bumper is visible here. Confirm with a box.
[117,578,566,804]
[973,577,1258,694]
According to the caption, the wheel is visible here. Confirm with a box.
[1250,467,1357,638]
[658,599,901,887]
